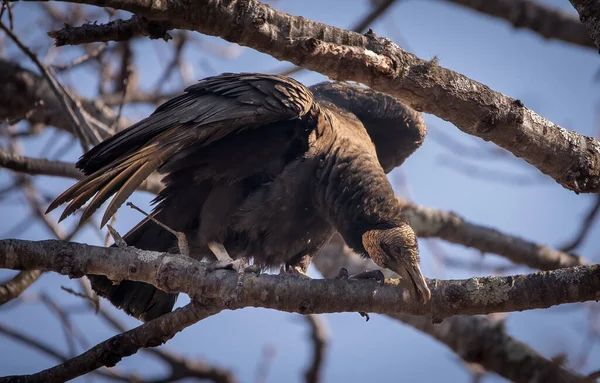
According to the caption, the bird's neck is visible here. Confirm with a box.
[314,144,404,252]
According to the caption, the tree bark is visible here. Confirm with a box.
[1,239,598,320]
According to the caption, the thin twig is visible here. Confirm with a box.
[52,42,108,71]
[560,195,600,252]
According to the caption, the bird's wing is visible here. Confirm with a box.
[309,82,426,173]
[47,73,316,226]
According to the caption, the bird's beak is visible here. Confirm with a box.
[396,262,431,304]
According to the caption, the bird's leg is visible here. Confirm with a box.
[207,242,249,299]
[335,268,385,322]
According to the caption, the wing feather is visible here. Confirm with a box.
[47,73,317,226]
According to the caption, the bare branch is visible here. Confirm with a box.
[560,195,600,252]
[39,0,600,193]
[48,15,173,46]
[0,239,598,320]
[568,0,600,52]
[443,0,594,49]
[51,42,108,71]
[313,239,586,383]
[0,270,42,305]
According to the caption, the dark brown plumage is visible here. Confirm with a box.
[47,73,429,322]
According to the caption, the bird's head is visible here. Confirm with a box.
[362,224,431,303]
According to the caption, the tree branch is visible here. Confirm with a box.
[444,0,594,49]
[0,270,42,305]
[568,0,600,53]
[48,14,173,46]
[0,302,217,383]
[0,239,598,321]
[40,0,600,193]
[313,238,585,383]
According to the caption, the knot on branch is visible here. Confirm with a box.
[55,244,86,279]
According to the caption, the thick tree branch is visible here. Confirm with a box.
[40,0,600,193]
[444,0,594,49]
[569,0,600,53]
[313,238,585,383]
[0,239,598,321]
[0,302,217,383]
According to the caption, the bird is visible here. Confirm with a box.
[46,73,429,322]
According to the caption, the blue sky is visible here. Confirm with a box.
[1,0,599,381]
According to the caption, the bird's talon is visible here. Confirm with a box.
[359,312,370,322]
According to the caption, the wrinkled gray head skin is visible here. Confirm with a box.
[362,224,431,303]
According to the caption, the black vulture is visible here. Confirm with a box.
[47,73,429,322]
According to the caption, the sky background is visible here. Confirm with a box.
[1,0,599,381]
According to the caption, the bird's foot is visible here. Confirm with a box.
[280,264,312,280]
[206,257,249,306]
[207,242,258,305]
[335,268,385,322]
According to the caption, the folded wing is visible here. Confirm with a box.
[47,73,316,227]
